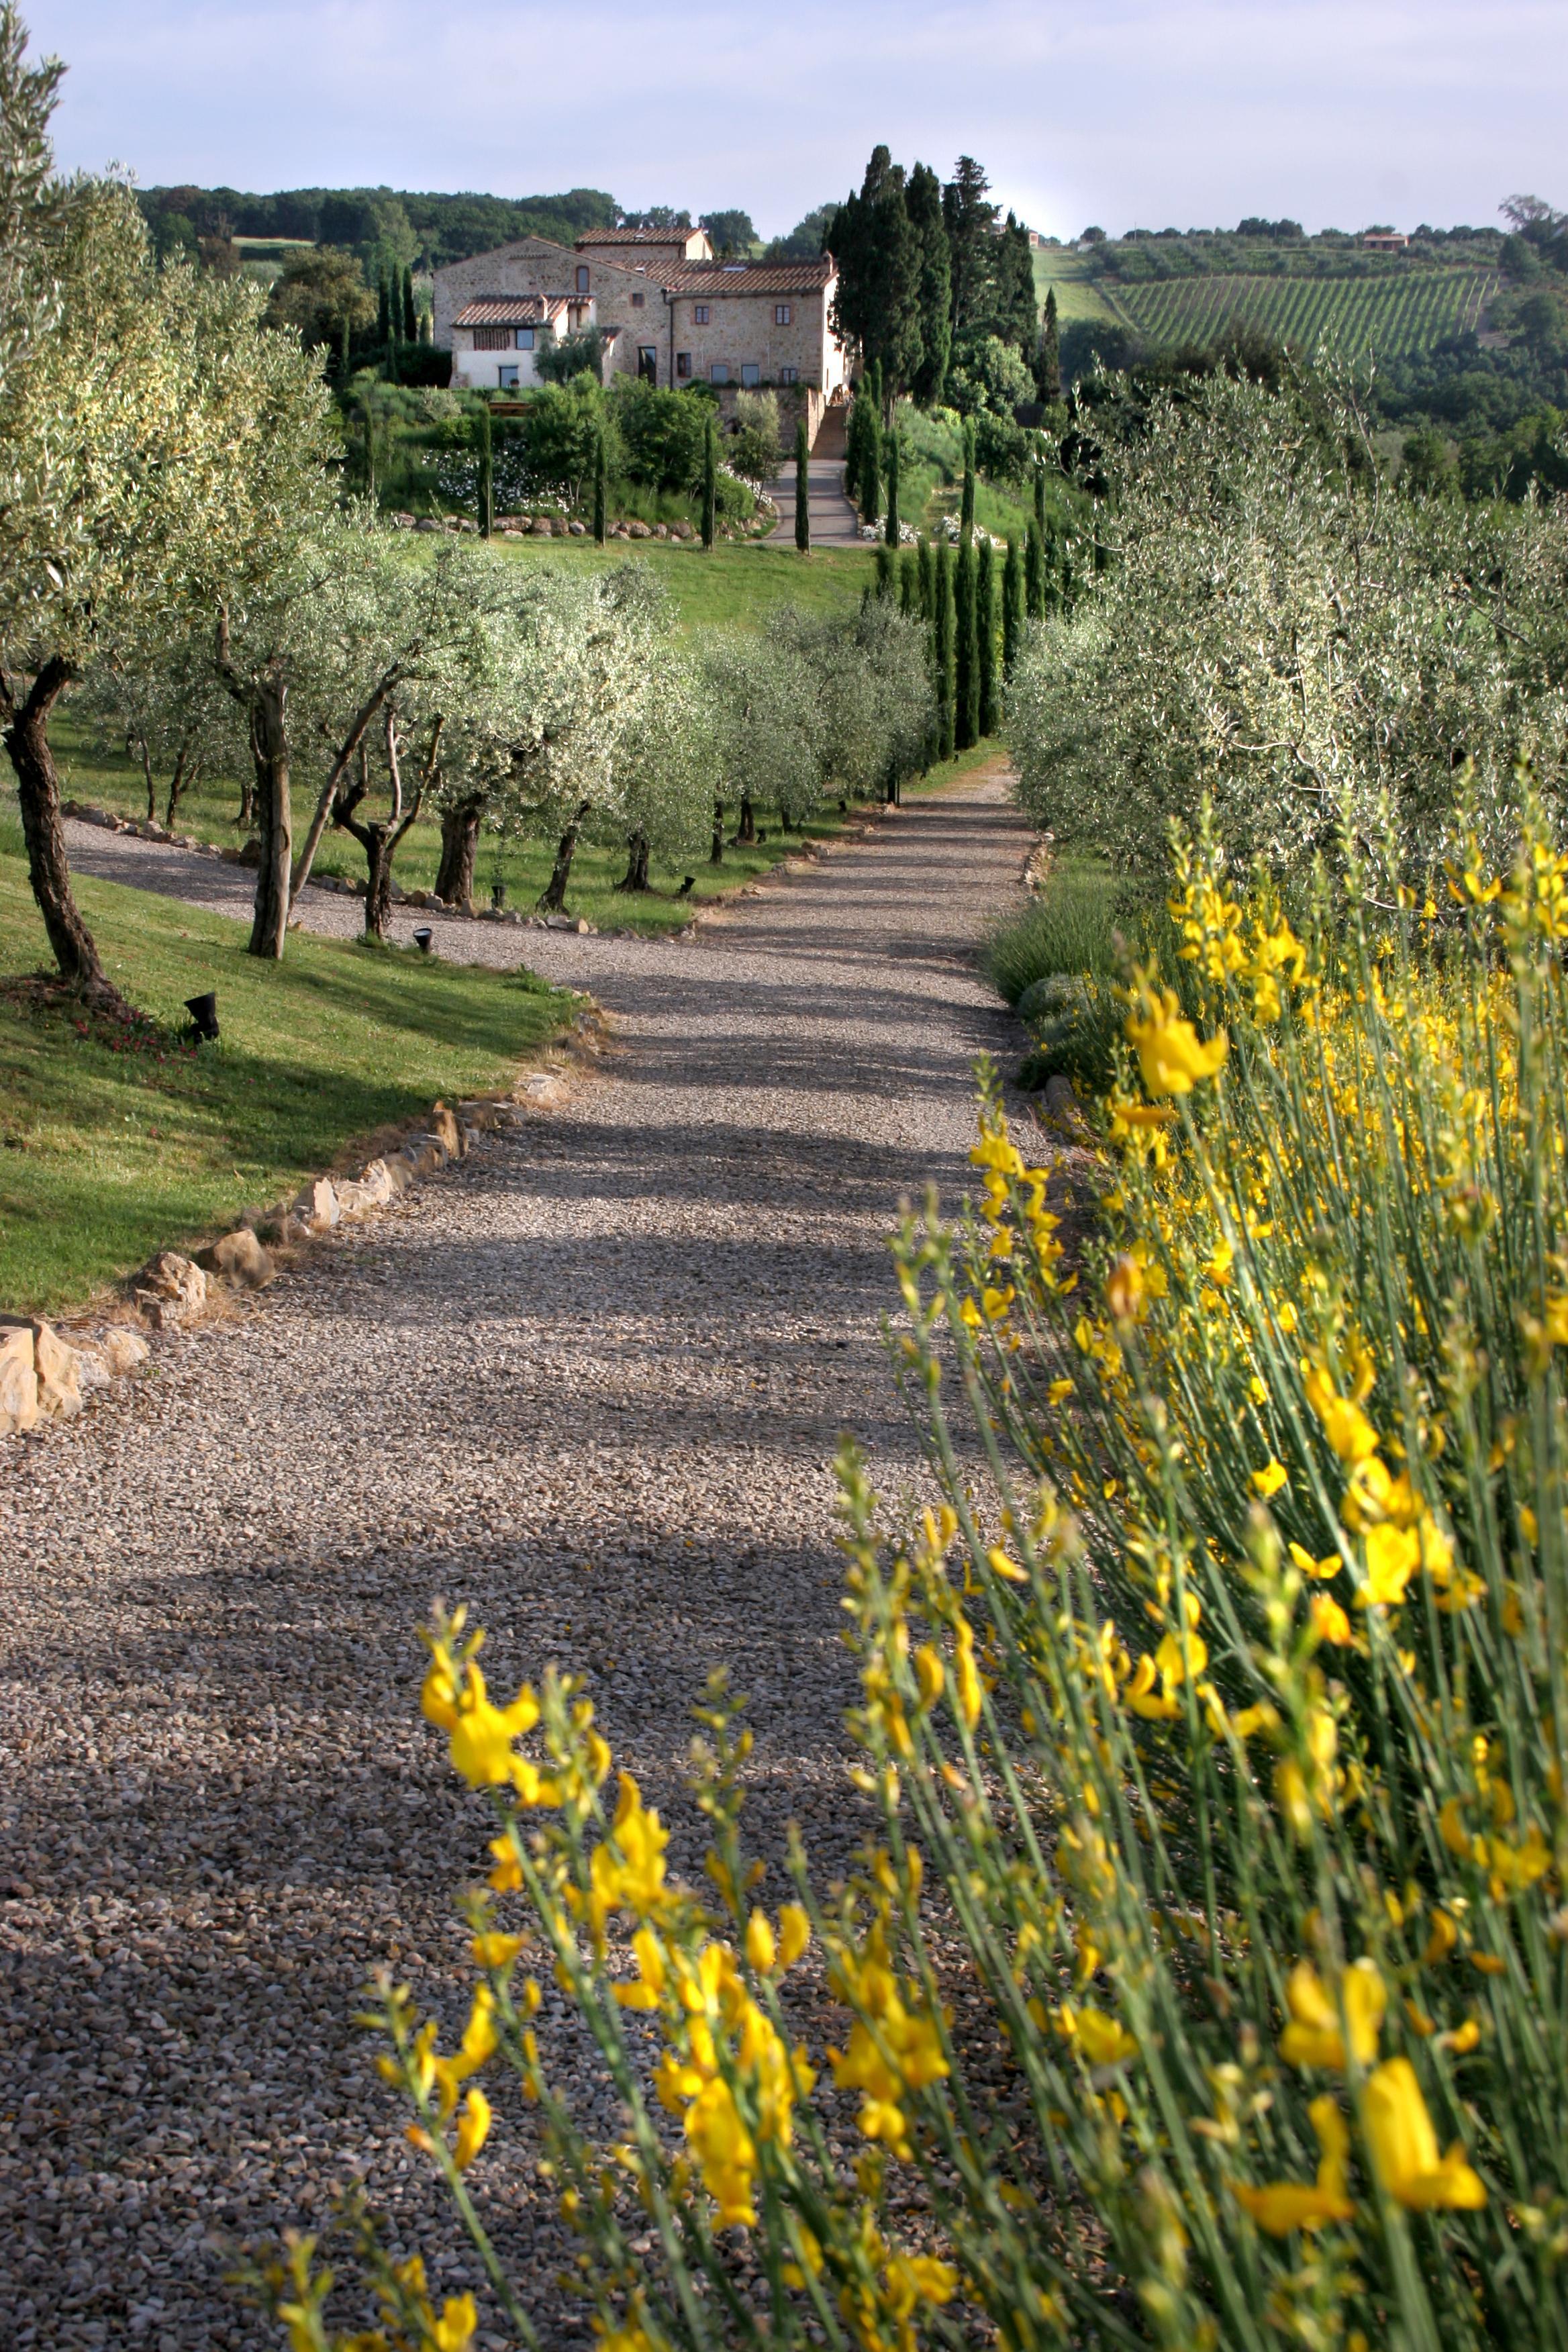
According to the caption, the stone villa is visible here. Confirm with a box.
[432,225,851,432]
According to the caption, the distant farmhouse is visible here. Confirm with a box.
[432,225,851,432]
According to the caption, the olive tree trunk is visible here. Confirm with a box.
[434,795,485,907]
[537,803,591,912]
[615,830,650,892]
[1,656,123,1005]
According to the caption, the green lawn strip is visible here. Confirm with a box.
[488,535,879,630]
[0,839,575,1316]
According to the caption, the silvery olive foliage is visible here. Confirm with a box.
[1006,366,1568,884]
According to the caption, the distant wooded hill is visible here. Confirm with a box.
[136,185,620,271]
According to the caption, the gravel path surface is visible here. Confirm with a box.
[1,771,1030,2350]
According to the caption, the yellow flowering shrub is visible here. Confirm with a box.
[256,791,1568,2352]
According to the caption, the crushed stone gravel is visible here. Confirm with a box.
[2,771,1032,2348]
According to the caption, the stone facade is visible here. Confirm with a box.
[661,261,847,397]
[434,238,665,391]
[433,236,849,397]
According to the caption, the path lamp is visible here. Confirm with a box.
[183,991,219,1042]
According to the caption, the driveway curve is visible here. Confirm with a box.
[0,771,1031,2350]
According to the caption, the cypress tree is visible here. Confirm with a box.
[701,413,718,549]
[377,268,391,347]
[794,417,810,552]
[1003,533,1025,673]
[934,538,955,758]
[899,546,919,615]
[1036,285,1061,401]
[954,534,979,748]
[977,537,998,736]
[338,313,350,381]
[917,533,935,625]
[476,400,493,538]
[960,417,976,540]
[592,426,607,544]
[875,542,896,600]
[402,264,417,344]
[1034,467,1047,541]
[1025,519,1046,619]
[884,426,900,546]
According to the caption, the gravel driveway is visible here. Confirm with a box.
[0,771,1032,2350]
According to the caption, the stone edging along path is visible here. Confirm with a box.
[0,763,1035,2352]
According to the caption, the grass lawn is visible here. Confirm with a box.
[490,534,879,632]
[1032,248,1125,328]
[0,818,575,1316]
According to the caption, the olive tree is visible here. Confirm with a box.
[703,634,824,854]
[77,626,242,829]
[0,9,335,996]
[1007,365,1568,883]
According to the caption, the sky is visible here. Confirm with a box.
[27,0,1568,242]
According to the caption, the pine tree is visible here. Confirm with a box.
[917,534,935,625]
[977,537,998,735]
[1024,520,1045,619]
[899,546,919,614]
[960,418,976,540]
[476,399,493,538]
[954,534,978,749]
[1035,286,1061,401]
[875,542,896,600]
[826,148,922,398]
[884,426,900,546]
[593,426,607,544]
[934,538,955,758]
[1003,534,1025,672]
[402,265,417,344]
[701,413,717,549]
[794,416,810,552]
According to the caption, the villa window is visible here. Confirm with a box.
[576,264,590,292]
[693,303,710,324]
[498,365,520,388]
[515,327,534,349]
[775,303,792,325]
[676,350,691,379]
[779,365,798,384]
[631,291,646,308]
[740,362,760,387]
[473,326,511,350]
[710,362,730,385]
[638,345,658,383]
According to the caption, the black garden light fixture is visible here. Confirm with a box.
[184,991,219,1042]
[412,927,434,954]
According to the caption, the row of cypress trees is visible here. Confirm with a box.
[871,468,1066,757]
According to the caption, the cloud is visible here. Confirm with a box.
[28,0,1567,238]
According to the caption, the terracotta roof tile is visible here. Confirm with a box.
[664,259,834,295]
[452,296,560,326]
[577,228,703,246]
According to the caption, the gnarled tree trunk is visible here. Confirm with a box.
[736,791,756,844]
[615,830,650,893]
[537,803,590,912]
[434,795,484,908]
[2,656,122,1006]
[710,798,725,864]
